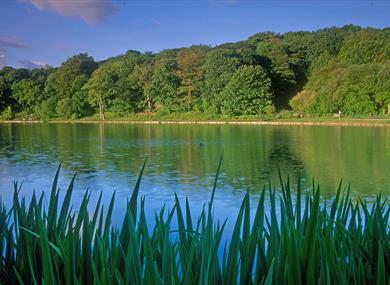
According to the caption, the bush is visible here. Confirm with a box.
[110,98,134,116]
[275,109,294,119]
[34,97,57,119]
[263,104,276,115]
[0,106,14,120]
[289,90,317,113]
[56,98,74,119]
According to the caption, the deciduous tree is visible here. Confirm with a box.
[221,65,273,115]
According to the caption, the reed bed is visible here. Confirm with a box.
[0,159,389,284]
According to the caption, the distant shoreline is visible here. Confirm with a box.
[1,118,390,127]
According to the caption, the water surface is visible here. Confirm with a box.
[0,123,389,224]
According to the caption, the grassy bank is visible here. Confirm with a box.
[1,111,390,127]
[0,161,389,284]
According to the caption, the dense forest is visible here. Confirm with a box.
[1,25,390,120]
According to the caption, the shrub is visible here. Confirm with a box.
[0,106,14,120]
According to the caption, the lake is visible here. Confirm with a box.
[0,123,389,225]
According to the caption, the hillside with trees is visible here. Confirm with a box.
[1,25,390,120]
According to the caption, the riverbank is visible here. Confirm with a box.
[1,117,390,127]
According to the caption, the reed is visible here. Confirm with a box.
[0,159,389,284]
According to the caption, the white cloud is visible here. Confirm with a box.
[21,0,117,24]
[0,37,29,68]
[0,36,29,49]
[0,53,6,68]
[19,59,48,69]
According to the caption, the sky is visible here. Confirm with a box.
[0,0,390,69]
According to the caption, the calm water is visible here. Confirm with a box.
[0,123,389,225]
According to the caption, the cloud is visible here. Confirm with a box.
[0,53,6,68]
[0,36,29,49]
[21,0,117,24]
[0,36,29,68]
[18,59,48,69]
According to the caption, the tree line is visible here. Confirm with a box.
[1,25,390,120]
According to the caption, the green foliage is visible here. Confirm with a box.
[35,97,58,119]
[289,90,317,113]
[11,79,44,110]
[44,53,97,118]
[2,26,390,119]
[0,163,389,284]
[44,53,97,99]
[176,45,209,110]
[202,49,243,113]
[131,62,154,111]
[256,35,307,106]
[221,65,273,115]
[257,38,296,88]
[0,67,32,112]
[0,76,11,111]
[2,67,30,83]
[83,62,118,119]
[306,25,357,66]
[56,98,74,119]
[0,105,14,120]
[338,29,389,64]
[147,57,181,112]
[290,62,390,115]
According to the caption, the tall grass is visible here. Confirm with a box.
[0,159,389,284]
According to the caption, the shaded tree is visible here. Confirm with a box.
[147,57,181,112]
[221,65,273,115]
[83,63,118,120]
[176,45,209,110]
[201,49,243,113]
[43,53,97,117]
[11,79,43,110]
[338,29,389,64]
[131,62,154,112]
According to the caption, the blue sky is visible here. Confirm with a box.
[0,0,390,68]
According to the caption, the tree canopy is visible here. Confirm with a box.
[220,65,273,115]
[1,25,390,120]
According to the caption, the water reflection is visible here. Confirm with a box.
[0,123,389,217]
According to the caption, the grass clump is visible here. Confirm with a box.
[0,159,389,284]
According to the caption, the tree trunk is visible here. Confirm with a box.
[147,96,151,114]
[187,85,192,110]
[98,95,105,121]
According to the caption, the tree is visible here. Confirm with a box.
[0,67,30,111]
[201,49,243,113]
[257,39,295,89]
[147,58,181,112]
[176,45,209,110]
[306,26,352,64]
[44,53,97,117]
[131,62,154,112]
[289,90,317,114]
[221,65,273,115]
[83,63,117,120]
[2,25,390,118]
[11,79,43,110]
[3,67,30,83]
[338,29,388,64]
[108,51,150,115]
[0,76,10,111]
[290,62,390,115]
